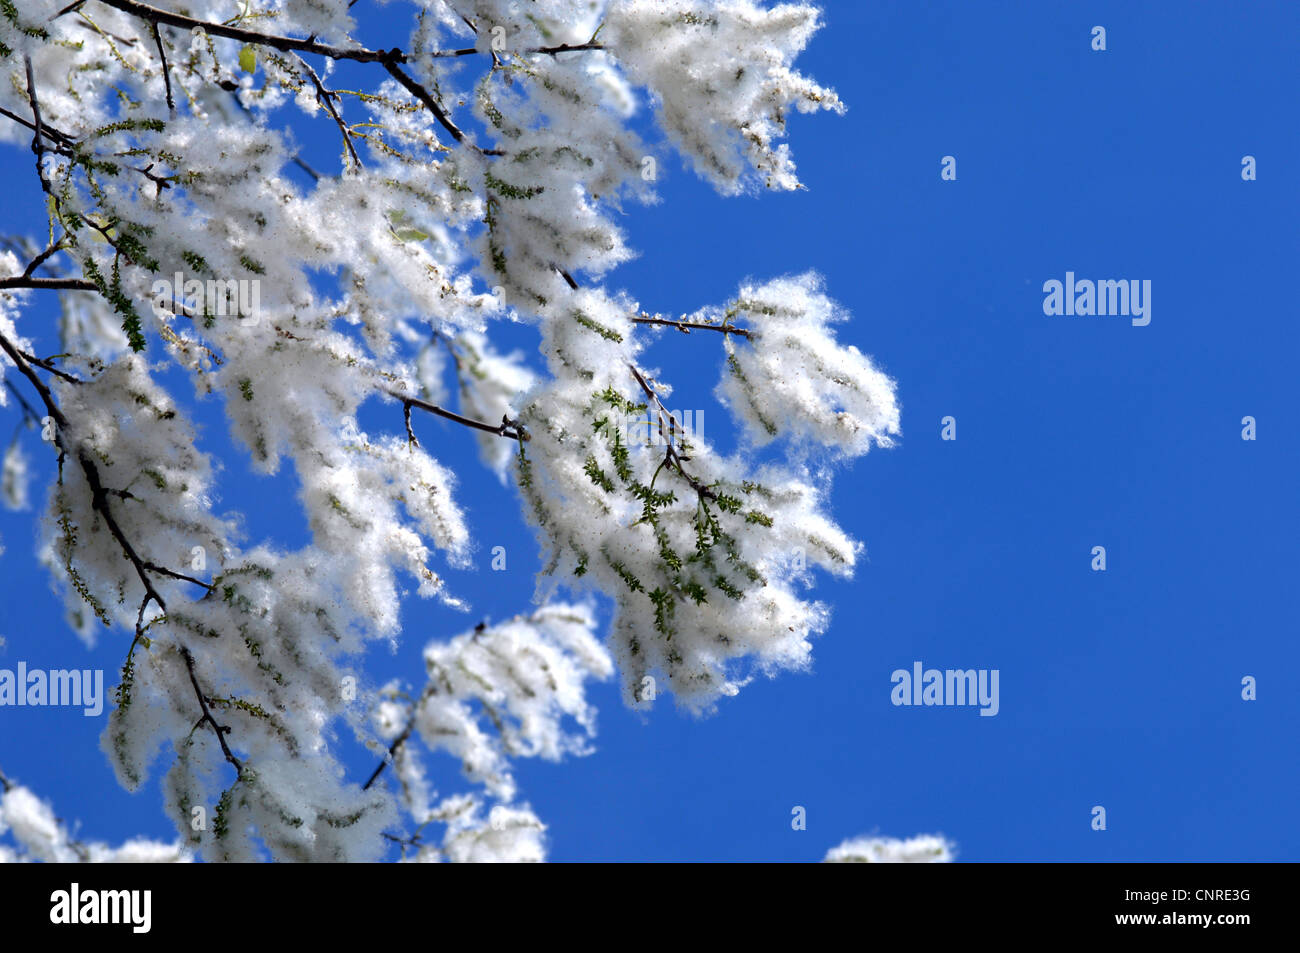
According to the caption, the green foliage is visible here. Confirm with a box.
[583,454,614,493]
[485,170,544,200]
[54,485,112,626]
[726,353,777,435]
[88,117,166,139]
[573,309,623,342]
[83,256,147,352]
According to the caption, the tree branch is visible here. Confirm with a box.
[0,276,96,292]
[631,313,752,338]
[144,561,215,592]
[150,20,175,114]
[385,388,527,442]
[628,362,717,502]
[378,55,475,149]
[95,0,398,64]
[0,106,74,152]
[23,55,54,196]
[16,350,83,384]
[0,329,165,613]
[362,715,416,791]
[3,379,42,425]
[2,330,248,791]
[294,54,362,170]
[180,647,245,776]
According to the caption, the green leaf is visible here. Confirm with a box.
[238,45,257,74]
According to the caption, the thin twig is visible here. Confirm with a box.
[0,106,74,151]
[19,240,66,279]
[180,647,245,775]
[631,314,752,338]
[0,276,96,292]
[17,350,83,384]
[23,56,53,196]
[3,379,42,424]
[386,388,527,442]
[379,55,473,149]
[144,561,215,591]
[295,54,361,169]
[150,21,175,114]
[97,0,399,64]
[0,330,165,613]
[362,717,415,791]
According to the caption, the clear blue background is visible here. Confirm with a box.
[1,1,1297,861]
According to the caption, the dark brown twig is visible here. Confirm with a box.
[16,350,82,384]
[0,276,96,292]
[23,56,53,196]
[96,0,398,64]
[294,55,362,169]
[632,314,752,338]
[144,561,215,591]
[386,388,527,442]
[362,717,415,791]
[150,21,175,114]
[180,647,245,775]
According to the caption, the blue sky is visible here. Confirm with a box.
[2,1,1297,862]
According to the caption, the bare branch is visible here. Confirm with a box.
[23,55,53,196]
[294,55,362,170]
[0,276,95,292]
[144,561,215,592]
[180,647,245,776]
[362,712,417,791]
[96,0,398,64]
[0,329,165,613]
[378,55,475,149]
[16,350,83,384]
[632,313,752,338]
[385,388,528,442]
[150,21,175,114]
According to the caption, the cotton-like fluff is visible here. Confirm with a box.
[823,834,956,863]
[516,288,868,711]
[712,272,900,456]
[1,0,899,861]
[376,605,612,804]
[451,331,537,479]
[0,778,190,863]
[370,606,611,861]
[603,0,844,193]
[1,439,30,511]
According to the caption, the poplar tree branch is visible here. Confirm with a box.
[385,388,528,442]
[0,276,95,292]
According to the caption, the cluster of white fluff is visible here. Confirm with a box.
[2,437,30,510]
[0,0,910,860]
[603,0,844,192]
[0,775,189,862]
[515,283,877,710]
[823,834,956,863]
[372,605,612,861]
[446,331,538,478]
[711,273,900,455]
